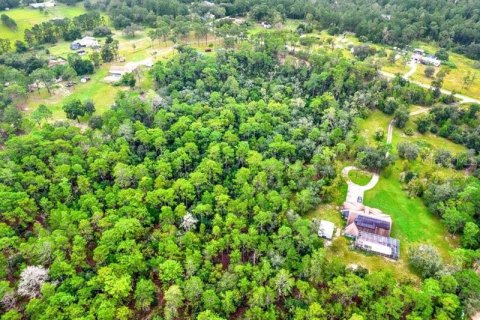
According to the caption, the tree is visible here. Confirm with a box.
[17,266,48,299]
[135,278,155,311]
[272,269,294,299]
[67,54,94,76]
[14,40,27,53]
[435,49,449,61]
[84,100,96,116]
[397,141,419,161]
[123,24,142,38]
[121,72,136,87]
[424,66,435,78]
[415,114,432,133]
[195,24,209,45]
[0,38,11,54]
[374,128,385,141]
[62,99,85,122]
[393,106,409,128]
[462,222,479,249]
[164,285,184,320]
[1,14,16,30]
[180,212,197,231]
[30,68,55,94]
[31,104,53,125]
[159,260,183,284]
[90,51,101,68]
[408,244,443,278]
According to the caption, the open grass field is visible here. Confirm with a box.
[348,169,372,186]
[407,41,480,100]
[0,4,86,42]
[25,66,124,119]
[363,164,458,260]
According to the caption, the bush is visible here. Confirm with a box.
[404,127,414,136]
[408,244,443,278]
[435,49,449,61]
[93,26,112,37]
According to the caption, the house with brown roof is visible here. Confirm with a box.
[341,201,400,260]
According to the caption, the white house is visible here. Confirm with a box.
[30,1,55,8]
[71,37,100,50]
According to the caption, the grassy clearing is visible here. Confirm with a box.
[25,66,124,119]
[357,110,467,155]
[328,237,419,282]
[364,164,458,260]
[0,5,86,42]
[392,115,468,155]
[348,169,372,186]
[410,41,480,99]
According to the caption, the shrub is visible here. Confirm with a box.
[408,244,443,278]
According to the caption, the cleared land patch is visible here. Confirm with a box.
[0,5,87,42]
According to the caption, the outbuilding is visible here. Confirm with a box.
[318,220,335,240]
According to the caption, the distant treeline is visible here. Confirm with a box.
[23,11,104,46]
[82,0,480,60]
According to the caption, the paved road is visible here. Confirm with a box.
[342,166,379,204]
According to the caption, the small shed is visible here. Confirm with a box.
[318,220,335,240]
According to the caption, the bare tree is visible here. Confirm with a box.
[17,266,49,299]
[180,212,198,231]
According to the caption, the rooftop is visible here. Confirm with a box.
[318,220,335,240]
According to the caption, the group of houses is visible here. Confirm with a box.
[104,58,154,82]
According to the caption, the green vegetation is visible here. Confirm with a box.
[0,5,86,42]
[348,169,373,186]
[364,164,457,259]
[1,1,480,319]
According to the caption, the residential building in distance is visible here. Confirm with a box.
[29,1,55,8]
[71,37,100,50]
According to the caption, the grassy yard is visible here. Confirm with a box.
[348,169,373,186]
[364,163,458,260]
[25,66,124,119]
[0,4,86,42]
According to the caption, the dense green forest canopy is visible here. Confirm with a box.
[0,40,480,318]
[1,0,480,319]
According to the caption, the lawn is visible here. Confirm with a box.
[363,163,458,260]
[25,66,123,119]
[0,4,86,42]
[348,169,373,186]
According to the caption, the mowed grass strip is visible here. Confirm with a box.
[0,5,86,42]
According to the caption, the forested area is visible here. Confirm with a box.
[0,39,478,319]
[1,0,480,318]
